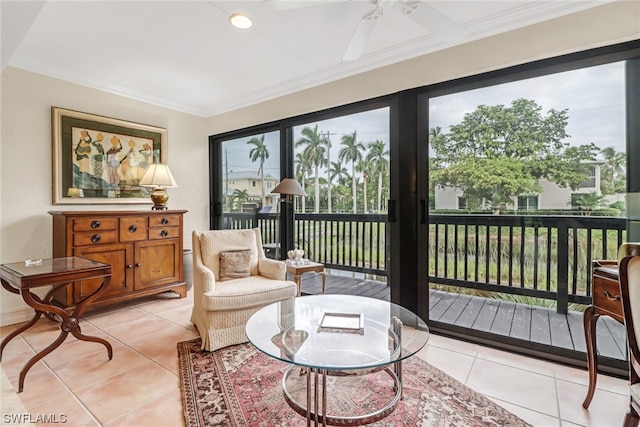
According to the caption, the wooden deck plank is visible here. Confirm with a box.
[429,291,459,321]
[491,301,516,337]
[530,308,551,345]
[454,295,484,328]
[597,316,626,360]
[549,310,574,350]
[440,293,472,324]
[567,311,587,353]
[472,299,499,332]
[429,289,446,310]
[510,304,531,341]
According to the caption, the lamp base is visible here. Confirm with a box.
[150,187,169,210]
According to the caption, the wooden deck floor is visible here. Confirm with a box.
[298,271,627,375]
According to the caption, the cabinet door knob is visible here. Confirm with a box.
[91,234,101,243]
[135,263,141,267]
[161,218,169,225]
[129,225,137,233]
[91,220,101,229]
[127,264,133,269]
[160,230,168,237]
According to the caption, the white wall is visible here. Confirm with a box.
[0,68,207,325]
[1,1,638,326]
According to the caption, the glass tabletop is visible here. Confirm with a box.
[1,257,109,277]
[246,294,429,371]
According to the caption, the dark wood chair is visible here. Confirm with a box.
[618,243,640,427]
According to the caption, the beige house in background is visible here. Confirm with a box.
[434,162,609,211]
[224,171,280,210]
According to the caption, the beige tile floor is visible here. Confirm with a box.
[0,290,630,426]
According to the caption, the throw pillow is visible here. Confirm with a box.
[219,249,251,281]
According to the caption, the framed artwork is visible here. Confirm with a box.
[52,107,167,205]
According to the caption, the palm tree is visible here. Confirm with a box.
[247,135,269,208]
[600,146,626,195]
[230,189,250,211]
[338,131,365,213]
[356,159,374,213]
[329,160,350,212]
[366,140,389,213]
[295,152,312,213]
[325,134,333,214]
[572,192,605,216]
[330,160,349,186]
[295,125,326,213]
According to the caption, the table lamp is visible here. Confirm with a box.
[139,163,177,210]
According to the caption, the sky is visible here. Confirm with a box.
[223,60,626,179]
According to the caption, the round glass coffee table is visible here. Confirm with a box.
[245,294,429,426]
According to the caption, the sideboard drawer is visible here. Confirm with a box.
[119,217,147,242]
[73,217,117,232]
[149,215,181,227]
[73,231,118,246]
[148,226,180,240]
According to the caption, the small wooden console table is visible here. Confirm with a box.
[582,259,623,408]
[285,260,326,297]
[0,257,113,392]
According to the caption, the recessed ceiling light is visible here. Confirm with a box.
[230,13,252,30]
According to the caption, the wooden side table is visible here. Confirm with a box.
[0,257,113,392]
[285,260,326,297]
[582,259,623,408]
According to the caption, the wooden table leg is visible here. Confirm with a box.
[16,277,113,392]
[294,274,302,297]
[319,270,326,294]
[582,305,598,408]
[0,280,44,362]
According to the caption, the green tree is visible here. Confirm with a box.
[339,131,365,213]
[247,135,269,208]
[324,133,333,213]
[329,160,350,212]
[600,146,626,195]
[230,189,250,211]
[571,192,605,215]
[295,152,312,213]
[356,159,374,213]
[366,140,389,213]
[431,99,598,212]
[295,125,326,213]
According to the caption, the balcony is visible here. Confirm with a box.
[224,211,628,375]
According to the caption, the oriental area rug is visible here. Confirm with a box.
[178,338,531,427]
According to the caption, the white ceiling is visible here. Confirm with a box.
[1,0,613,117]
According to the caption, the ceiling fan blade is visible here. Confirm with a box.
[342,7,382,61]
[401,1,470,43]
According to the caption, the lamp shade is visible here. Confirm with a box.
[139,164,177,188]
[271,178,305,196]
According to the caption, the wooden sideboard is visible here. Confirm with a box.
[49,210,188,308]
[582,259,623,408]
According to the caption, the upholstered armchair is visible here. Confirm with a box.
[191,228,297,351]
[618,243,640,427]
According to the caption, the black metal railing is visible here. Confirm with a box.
[222,212,626,313]
[429,215,626,313]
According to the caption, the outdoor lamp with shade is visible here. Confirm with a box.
[271,178,306,258]
[139,163,177,210]
[271,178,306,202]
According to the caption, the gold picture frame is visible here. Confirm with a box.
[52,107,167,205]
